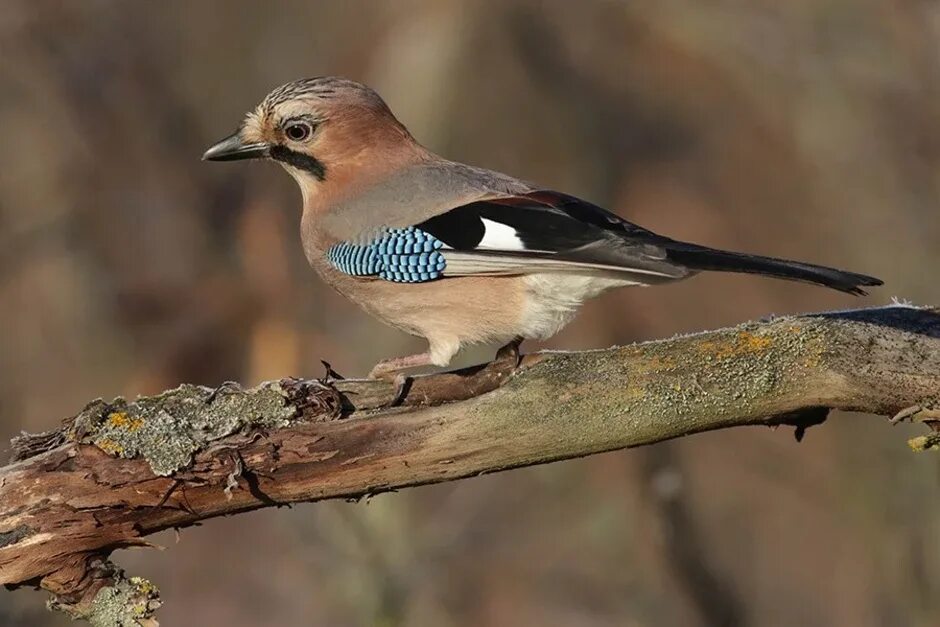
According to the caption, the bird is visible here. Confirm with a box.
[203,76,882,379]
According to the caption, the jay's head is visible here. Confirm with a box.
[203,77,415,192]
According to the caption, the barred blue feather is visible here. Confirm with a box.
[326,226,447,282]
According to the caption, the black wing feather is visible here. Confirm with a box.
[416,205,485,250]
[418,197,610,251]
[417,190,882,295]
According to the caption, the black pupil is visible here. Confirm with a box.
[287,124,309,141]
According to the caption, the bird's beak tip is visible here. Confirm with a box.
[202,132,270,162]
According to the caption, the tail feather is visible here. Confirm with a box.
[664,242,883,296]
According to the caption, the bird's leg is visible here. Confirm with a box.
[368,352,434,380]
[494,335,524,368]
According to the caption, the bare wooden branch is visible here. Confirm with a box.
[1,305,938,625]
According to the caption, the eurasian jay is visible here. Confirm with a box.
[203,77,881,377]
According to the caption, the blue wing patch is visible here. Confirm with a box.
[326,226,447,282]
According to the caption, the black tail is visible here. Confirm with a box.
[665,242,883,296]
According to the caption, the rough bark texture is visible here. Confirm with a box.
[1,305,938,625]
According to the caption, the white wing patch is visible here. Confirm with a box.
[478,218,525,250]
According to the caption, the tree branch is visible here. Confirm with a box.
[2,305,938,624]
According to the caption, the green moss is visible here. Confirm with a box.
[73,382,297,476]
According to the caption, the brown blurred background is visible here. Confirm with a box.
[1,1,938,625]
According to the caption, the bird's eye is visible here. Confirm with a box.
[285,121,312,142]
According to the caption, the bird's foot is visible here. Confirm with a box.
[368,352,434,380]
[494,335,524,369]
[368,353,434,408]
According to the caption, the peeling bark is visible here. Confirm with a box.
[0,305,938,625]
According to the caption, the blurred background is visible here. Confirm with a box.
[1,1,938,625]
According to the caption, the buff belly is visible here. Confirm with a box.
[316,258,639,365]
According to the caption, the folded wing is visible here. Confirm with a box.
[324,189,882,295]
[416,191,690,283]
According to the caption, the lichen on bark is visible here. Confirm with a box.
[71,381,300,475]
[84,576,160,627]
[0,305,935,626]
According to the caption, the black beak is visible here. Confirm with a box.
[202,132,270,161]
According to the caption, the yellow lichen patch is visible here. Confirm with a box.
[908,433,940,452]
[96,438,125,455]
[130,577,156,595]
[800,336,825,369]
[129,576,160,618]
[641,354,678,372]
[107,411,144,432]
[697,331,773,360]
[619,384,647,404]
[739,331,773,353]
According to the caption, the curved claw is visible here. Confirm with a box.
[494,336,524,368]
